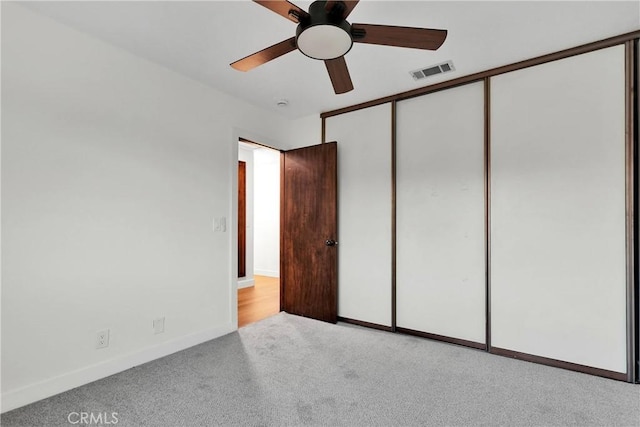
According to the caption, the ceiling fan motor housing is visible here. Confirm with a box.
[295,1,353,60]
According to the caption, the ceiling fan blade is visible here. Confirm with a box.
[230,37,297,72]
[324,56,354,94]
[352,24,447,50]
[325,1,360,19]
[253,0,310,23]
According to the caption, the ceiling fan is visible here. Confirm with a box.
[230,0,448,94]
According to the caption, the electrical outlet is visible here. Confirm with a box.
[96,329,109,349]
[153,317,165,334]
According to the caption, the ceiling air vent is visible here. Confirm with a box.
[410,61,455,81]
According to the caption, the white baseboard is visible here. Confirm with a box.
[254,270,279,278]
[1,323,235,414]
[237,278,255,289]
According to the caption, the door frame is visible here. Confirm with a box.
[238,160,247,278]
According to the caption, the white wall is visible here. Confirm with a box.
[490,46,627,372]
[1,3,292,411]
[326,104,393,327]
[253,148,280,277]
[285,114,322,150]
[238,145,255,287]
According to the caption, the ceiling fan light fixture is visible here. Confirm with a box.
[294,0,353,60]
[297,24,353,60]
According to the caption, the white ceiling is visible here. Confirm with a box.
[19,1,640,119]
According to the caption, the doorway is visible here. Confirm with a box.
[237,139,281,326]
[235,138,339,327]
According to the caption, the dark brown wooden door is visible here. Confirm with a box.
[238,161,246,278]
[281,142,338,323]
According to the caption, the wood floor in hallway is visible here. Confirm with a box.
[238,275,280,327]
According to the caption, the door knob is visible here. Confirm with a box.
[325,239,338,247]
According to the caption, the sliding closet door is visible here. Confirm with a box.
[491,46,627,373]
[396,82,486,345]
[326,104,392,327]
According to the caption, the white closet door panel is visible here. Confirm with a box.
[326,104,392,326]
[491,45,626,372]
[396,82,486,343]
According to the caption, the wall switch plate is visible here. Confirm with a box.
[96,329,109,349]
[153,317,165,334]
